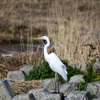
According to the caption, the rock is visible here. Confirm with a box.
[60,82,79,96]
[94,61,100,80]
[65,91,92,100]
[13,93,35,100]
[74,62,87,72]
[19,66,35,75]
[40,92,62,100]
[0,80,14,100]
[7,71,25,81]
[7,79,19,86]
[69,75,85,83]
[28,88,48,100]
[94,60,100,69]
[93,99,100,100]
[87,81,100,98]
[43,78,62,92]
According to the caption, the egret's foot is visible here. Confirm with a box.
[55,81,57,93]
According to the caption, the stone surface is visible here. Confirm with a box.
[94,60,100,69]
[0,80,14,100]
[69,75,85,83]
[28,88,48,100]
[7,79,19,86]
[74,62,87,72]
[65,91,92,100]
[19,66,35,75]
[87,81,100,98]
[7,71,25,81]
[13,93,35,100]
[43,78,62,92]
[60,82,79,96]
[40,92,62,100]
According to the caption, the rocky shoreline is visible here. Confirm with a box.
[0,65,100,100]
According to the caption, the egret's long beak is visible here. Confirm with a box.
[34,37,42,40]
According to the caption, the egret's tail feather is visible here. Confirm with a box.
[62,72,67,81]
[63,74,67,81]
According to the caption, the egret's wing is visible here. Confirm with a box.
[49,53,65,65]
[48,53,68,81]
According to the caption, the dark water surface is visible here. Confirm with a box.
[0,43,43,57]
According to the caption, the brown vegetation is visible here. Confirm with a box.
[0,0,100,76]
[11,80,43,94]
[47,0,100,65]
[0,0,99,70]
[0,52,44,78]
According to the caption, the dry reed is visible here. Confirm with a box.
[47,0,100,65]
[0,0,99,66]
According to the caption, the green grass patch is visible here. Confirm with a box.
[83,59,100,82]
[25,61,55,81]
[78,82,87,91]
[25,59,100,84]
[25,60,83,83]
[91,94,98,99]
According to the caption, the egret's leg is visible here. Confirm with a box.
[58,79,59,93]
[56,73,60,93]
[55,72,57,93]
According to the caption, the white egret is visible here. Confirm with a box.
[34,36,68,93]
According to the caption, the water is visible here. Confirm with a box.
[0,43,43,57]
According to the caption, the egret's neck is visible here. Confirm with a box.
[44,39,50,61]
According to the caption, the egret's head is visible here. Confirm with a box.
[34,36,49,40]
[34,36,50,46]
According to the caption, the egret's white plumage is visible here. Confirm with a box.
[48,53,67,81]
[35,36,68,81]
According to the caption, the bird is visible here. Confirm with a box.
[34,36,68,93]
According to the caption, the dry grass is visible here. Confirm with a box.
[47,0,100,64]
[11,80,43,94]
[0,0,100,73]
[0,52,44,79]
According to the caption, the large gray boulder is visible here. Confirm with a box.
[60,82,79,96]
[28,88,48,100]
[65,91,92,100]
[69,75,85,83]
[43,78,62,92]
[7,71,25,81]
[87,81,100,98]
[13,93,35,100]
[40,92,62,100]
[0,80,14,100]
[19,66,35,75]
